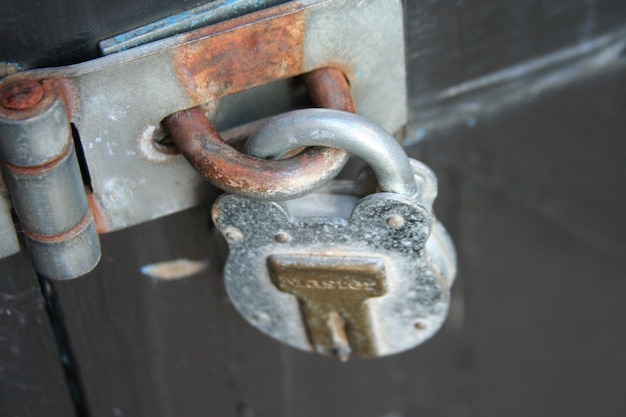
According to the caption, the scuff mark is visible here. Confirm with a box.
[141,259,210,280]
[138,124,176,163]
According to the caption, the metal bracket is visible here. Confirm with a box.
[0,0,407,278]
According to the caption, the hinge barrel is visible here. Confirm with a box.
[0,79,101,279]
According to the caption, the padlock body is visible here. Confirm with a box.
[212,160,456,359]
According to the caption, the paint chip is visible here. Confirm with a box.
[141,259,209,280]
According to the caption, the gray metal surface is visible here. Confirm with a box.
[4,144,88,236]
[99,0,291,55]
[0,98,70,166]
[27,220,101,280]
[0,0,407,236]
[245,109,418,198]
[0,91,100,279]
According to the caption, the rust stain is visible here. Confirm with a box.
[24,209,93,243]
[0,76,77,122]
[0,78,55,122]
[87,194,109,234]
[0,79,44,110]
[302,68,356,113]
[182,2,303,42]
[164,106,345,199]
[174,8,306,104]
[165,67,357,200]
[44,77,79,122]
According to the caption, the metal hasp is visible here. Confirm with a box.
[0,0,407,279]
[213,110,456,360]
[0,79,100,279]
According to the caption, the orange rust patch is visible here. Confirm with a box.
[164,106,347,199]
[88,194,109,234]
[182,2,303,42]
[0,79,44,110]
[174,9,306,104]
[0,76,76,122]
[302,68,356,113]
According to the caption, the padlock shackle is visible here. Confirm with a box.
[244,109,419,197]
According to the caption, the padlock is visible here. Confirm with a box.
[211,109,456,360]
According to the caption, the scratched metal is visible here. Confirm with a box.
[0,0,406,235]
[212,161,457,358]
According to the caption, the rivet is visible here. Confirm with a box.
[414,320,429,330]
[275,232,291,243]
[1,79,45,110]
[385,214,405,229]
[224,227,244,243]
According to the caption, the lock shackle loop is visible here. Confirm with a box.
[244,109,419,197]
[164,68,354,201]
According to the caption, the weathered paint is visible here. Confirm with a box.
[141,258,210,280]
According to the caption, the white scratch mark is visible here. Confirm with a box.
[141,259,210,280]
[107,107,127,122]
[106,142,114,156]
